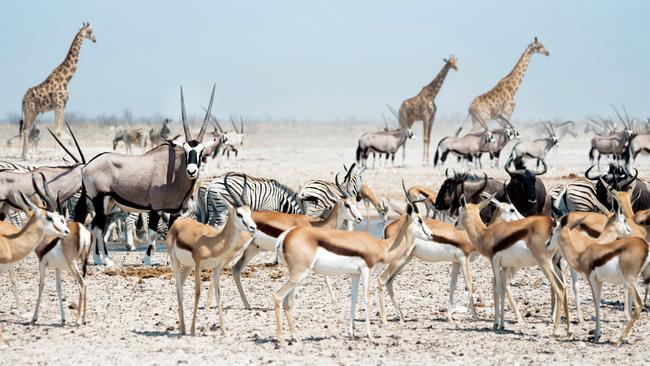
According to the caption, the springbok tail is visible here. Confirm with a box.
[275,227,296,265]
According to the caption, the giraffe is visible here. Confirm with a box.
[19,22,96,160]
[398,55,458,165]
[468,37,549,132]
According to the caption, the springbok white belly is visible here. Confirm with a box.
[412,240,465,263]
[311,247,366,275]
[43,241,68,269]
[592,257,625,284]
[495,240,537,268]
[254,231,278,252]
[172,243,195,267]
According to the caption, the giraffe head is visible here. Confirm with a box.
[529,37,548,56]
[80,22,96,43]
[443,55,458,71]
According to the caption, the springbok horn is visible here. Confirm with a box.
[335,173,349,198]
[18,191,38,213]
[180,86,192,141]
[31,173,54,211]
[198,84,216,142]
[242,174,250,206]
[37,172,56,209]
[477,193,494,210]
[47,128,79,164]
[65,121,86,164]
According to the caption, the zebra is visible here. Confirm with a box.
[548,179,610,214]
[0,161,38,173]
[195,172,305,227]
[297,163,364,220]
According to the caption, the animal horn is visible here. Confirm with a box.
[584,164,601,180]
[31,173,55,211]
[229,116,239,134]
[505,155,515,175]
[503,181,513,204]
[198,84,216,142]
[620,168,638,190]
[241,174,250,206]
[534,159,547,176]
[18,191,39,213]
[180,86,192,141]
[240,115,244,134]
[47,128,79,164]
[445,168,450,178]
[224,173,243,207]
[478,172,488,192]
[477,193,494,210]
[335,173,349,198]
[65,121,86,164]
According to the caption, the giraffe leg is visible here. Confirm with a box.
[21,110,37,160]
[422,113,434,166]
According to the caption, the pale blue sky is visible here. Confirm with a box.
[1,1,648,123]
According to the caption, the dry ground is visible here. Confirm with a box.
[1,121,650,365]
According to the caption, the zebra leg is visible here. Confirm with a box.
[143,210,161,266]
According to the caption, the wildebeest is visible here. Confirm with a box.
[356,128,414,168]
[504,156,548,216]
[433,169,504,222]
[586,163,650,212]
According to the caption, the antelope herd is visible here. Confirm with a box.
[2,27,650,353]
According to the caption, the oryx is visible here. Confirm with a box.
[74,85,220,265]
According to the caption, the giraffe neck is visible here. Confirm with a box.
[423,61,453,98]
[499,46,533,96]
[51,30,85,86]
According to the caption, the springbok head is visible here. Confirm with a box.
[19,173,70,238]
[335,172,363,224]
[80,22,96,43]
[402,179,433,241]
[175,85,220,179]
[222,173,257,233]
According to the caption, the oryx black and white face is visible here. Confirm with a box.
[180,140,206,179]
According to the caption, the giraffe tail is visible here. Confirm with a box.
[18,119,24,137]
[433,137,448,167]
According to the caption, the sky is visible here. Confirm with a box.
[1,1,648,124]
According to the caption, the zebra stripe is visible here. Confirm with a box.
[196,173,304,227]
[549,179,610,213]
[0,161,38,172]
[297,165,363,218]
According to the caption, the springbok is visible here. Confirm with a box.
[30,173,94,325]
[231,173,363,309]
[552,214,650,346]
[273,187,433,346]
[74,86,219,266]
[358,183,389,221]
[165,173,257,336]
[455,194,569,333]
[0,176,70,319]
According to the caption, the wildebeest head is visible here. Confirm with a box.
[173,85,219,180]
[505,156,546,207]
[434,169,467,214]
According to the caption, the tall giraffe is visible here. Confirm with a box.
[398,55,458,165]
[468,37,549,131]
[20,22,96,160]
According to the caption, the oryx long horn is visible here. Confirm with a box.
[65,121,86,164]
[230,116,239,134]
[47,127,79,164]
[180,86,192,141]
[240,115,244,134]
[612,104,628,129]
[198,84,216,142]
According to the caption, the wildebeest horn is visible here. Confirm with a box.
[65,121,86,164]
[224,173,243,207]
[534,159,547,176]
[584,164,601,180]
[619,168,638,190]
[47,127,79,164]
[503,181,513,204]
[505,156,516,175]
[198,84,216,142]
[180,86,192,141]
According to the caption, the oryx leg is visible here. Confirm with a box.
[143,210,161,266]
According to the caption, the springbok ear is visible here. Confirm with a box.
[406,202,414,215]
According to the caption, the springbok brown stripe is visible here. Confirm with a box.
[315,238,368,263]
[255,222,286,238]
[590,247,625,272]
[35,238,60,260]
[493,228,528,254]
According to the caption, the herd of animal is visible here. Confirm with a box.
[2,23,650,351]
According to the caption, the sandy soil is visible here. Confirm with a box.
[1,121,650,365]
